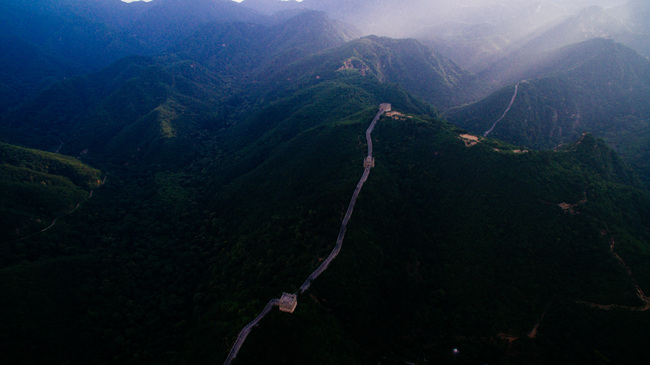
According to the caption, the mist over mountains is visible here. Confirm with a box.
[446,38,650,168]
[1,1,650,364]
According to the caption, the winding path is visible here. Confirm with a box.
[54,140,64,154]
[223,105,388,365]
[13,176,107,242]
[579,238,650,311]
[484,82,520,137]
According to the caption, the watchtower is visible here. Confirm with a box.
[278,293,298,313]
[380,103,392,112]
[364,156,375,168]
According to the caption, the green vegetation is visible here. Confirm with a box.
[444,38,650,188]
[3,92,650,364]
[0,142,102,246]
[223,114,650,365]
[0,11,649,365]
[264,35,478,110]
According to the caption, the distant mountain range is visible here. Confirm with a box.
[0,0,272,112]
[420,0,650,73]
[518,3,650,58]
[2,11,360,164]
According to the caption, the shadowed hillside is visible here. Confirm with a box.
[0,142,102,245]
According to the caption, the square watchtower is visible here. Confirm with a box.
[364,156,375,168]
[279,293,297,313]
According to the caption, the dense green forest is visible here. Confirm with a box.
[3,86,650,364]
[0,142,102,245]
[1,4,650,365]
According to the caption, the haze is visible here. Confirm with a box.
[233,0,630,37]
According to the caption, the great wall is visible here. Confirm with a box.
[223,103,391,365]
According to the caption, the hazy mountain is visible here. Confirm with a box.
[420,1,650,102]
[241,0,628,38]
[239,0,307,15]
[257,35,479,111]
[611,0,650,31]
[126,0,268,52]
[0,0,271,60]
[0,0,151,28]
[2,11,359,164]
[0,36,78,112]
[445,38,650,184]
[609,0,650,57]
[173,10,358,78]
[0,0,144,71]
[417,1,575,72]
[416,1,649,78]
[0,0,272,113]
[519,4,650,58]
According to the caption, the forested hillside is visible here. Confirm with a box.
[0,142,102,245]
[257,35,478,110]
[2,11,357,165]
[0,0,273,113]
[445,38,650,186]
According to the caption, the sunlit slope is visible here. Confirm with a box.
[265,35,477,110]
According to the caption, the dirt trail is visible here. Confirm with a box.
[528,308,549,339]
[579,238,650,311]
[12,176,106,242]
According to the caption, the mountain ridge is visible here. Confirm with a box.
[444,38,650,186]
